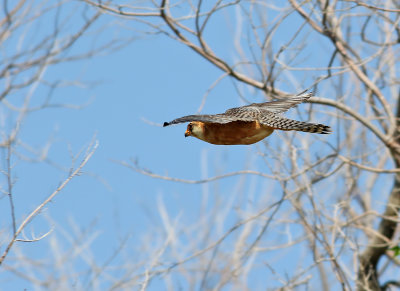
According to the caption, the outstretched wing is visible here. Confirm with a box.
[163,91,313,126]
[163,114,239,127]
[225,91,313,117]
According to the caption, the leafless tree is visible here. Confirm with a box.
[0,0,119,274]
[81,0,400,290]
[3,0,400,290]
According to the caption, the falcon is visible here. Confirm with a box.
[163,92,331,145]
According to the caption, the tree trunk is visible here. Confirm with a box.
[357,95,400,290]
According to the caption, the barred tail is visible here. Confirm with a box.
[296,122,331,134]
[268,117,332,134]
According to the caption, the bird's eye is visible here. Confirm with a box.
[188,124,193,131]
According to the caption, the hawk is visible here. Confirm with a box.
[163,92,331,145]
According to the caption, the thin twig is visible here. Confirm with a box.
[0,141,98,266]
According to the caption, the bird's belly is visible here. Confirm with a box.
[201,121,274,145]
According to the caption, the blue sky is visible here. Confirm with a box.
[3,1,393,290]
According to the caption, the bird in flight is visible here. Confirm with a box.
[163,92,331,145]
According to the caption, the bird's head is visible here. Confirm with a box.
[185,122,203,138]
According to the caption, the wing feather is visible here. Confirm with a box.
[163,92,313,126]
[163,114,238,127]
[225,91,313,116]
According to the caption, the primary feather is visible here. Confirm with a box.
[163,91,314,127]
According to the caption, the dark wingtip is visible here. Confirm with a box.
[163,122,169,127]
[321,125,332,134]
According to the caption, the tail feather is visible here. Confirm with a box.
[266,116,332,134]
[296,122,332,134]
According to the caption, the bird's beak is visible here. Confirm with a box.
[185,130,190,137]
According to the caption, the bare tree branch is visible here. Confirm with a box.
[0,140,98,266]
